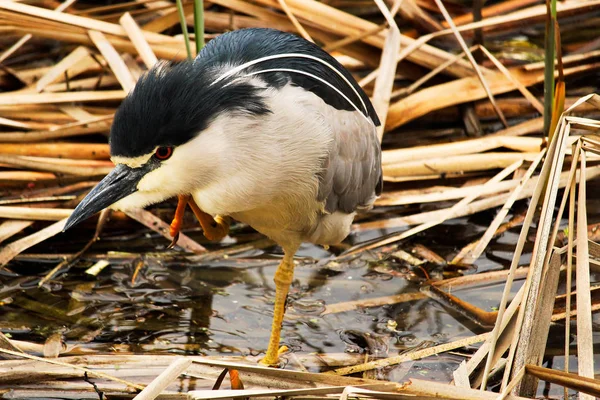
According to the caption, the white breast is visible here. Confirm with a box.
[191,83,365,246]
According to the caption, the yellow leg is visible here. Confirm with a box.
[260,251,296,366]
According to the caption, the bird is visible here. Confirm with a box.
[64,27,382,366]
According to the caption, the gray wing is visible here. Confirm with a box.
[317,112,382,214]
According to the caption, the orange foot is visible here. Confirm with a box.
[168,194,191,248]
[168,195,231,248]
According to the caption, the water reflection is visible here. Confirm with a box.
[0,214,587,395]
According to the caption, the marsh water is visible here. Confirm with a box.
[0,198,598,398]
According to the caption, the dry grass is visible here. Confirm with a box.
[2,0,600,398]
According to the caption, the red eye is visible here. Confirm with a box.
[155,146,173,160]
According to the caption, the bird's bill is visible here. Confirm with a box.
[63,163,146,231]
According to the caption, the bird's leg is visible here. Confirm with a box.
[168,194,191,248]
[168,195,230,247]
[187,198,230,241]
[260,250,296,366]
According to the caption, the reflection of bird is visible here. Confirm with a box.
[64,28,382,366]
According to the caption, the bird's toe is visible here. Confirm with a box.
[258,345,289,368]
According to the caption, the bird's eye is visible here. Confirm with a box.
[155,146,173,160]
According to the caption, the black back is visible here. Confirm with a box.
[200,28,380,123]
[110,28,379,158]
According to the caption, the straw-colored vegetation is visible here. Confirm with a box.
[1,0,600,398]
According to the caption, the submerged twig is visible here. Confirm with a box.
[38,209,110,286]
[330,333,489,375]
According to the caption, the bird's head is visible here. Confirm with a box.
[63,59,270,231]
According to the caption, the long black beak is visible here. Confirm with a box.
[64,163,146,231]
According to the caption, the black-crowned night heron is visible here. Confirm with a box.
[64,28,382,366]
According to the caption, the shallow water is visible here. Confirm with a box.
[0,205,595,397]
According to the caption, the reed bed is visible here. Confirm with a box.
[1,0,600,398]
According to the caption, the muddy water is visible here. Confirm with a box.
[0,206,586,397]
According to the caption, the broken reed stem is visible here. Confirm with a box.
[343,160,523,256]
[433,0,508,127]
[323,24,385,53]
[120,12,158,68]
[501,116,568,392]
[88,30,136,92]
[0,0,77,63]
[525,365,600,398]
[483,123,562,391]
[372,0,401,142]
[133,358,192,400]
[322,267,530,315]
[477,45,545,115]
[392,46,473,99]
[277,0,313,43]
[576,149,595,399]
[0,348,145,390]
[459,150,545,265]
[564,141,578,399]
[498,366,526,400]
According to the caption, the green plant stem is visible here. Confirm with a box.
[543,0,557,136]
[194,0,204,55]
[176,0,192,60]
